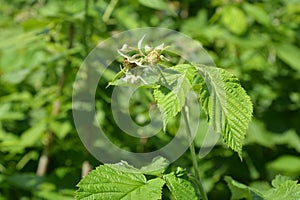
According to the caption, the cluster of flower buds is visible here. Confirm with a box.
[117,35,169,69]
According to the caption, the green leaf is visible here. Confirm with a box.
[264,175,300,200]
[114,7,141,29]
[243,3,270,26]
[107,67,127,88]
[6,173,45,190]
[164,173,198,200]
[37,189,75,200]
[2,68,32,84]
[224,176,264,200]
[246,120,300,153]
[76,164,165,200]
[19,122,47,149]
[226,175,300,200]
[49,121,71,140]
[108,157,169,176]
[267,155,300,176]
[153,70,191,131]
[221,6,248,35]
[181,10,208,37]
[138,0,169,11]
[0,103,24,120]
[276,43,300,72]
[140,156,170,175]
[171,64,197,83]
[196,65,253,158]
[271,175,292,187]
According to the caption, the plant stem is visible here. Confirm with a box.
[182,106,208,200]
[102,0,118,23]
[83,0,90,54]
[155,64,207,199]
[36,23,75,176]
[156,65,169,85]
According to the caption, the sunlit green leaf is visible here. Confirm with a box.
[226,175,300,200]
[164,172,198,200]
[140,156,170,175]
[76,163,165,200]
[221,6,248,35]
[138,0,169,11]
[243,3,270,26]
[196,65,253,158]
[267,155,300,176]
[264,175,300,200]
[276,43,300,72]
[153,70,191,131]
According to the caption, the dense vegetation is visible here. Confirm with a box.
[1,0,299,199]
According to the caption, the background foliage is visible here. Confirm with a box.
[0,0,299,199]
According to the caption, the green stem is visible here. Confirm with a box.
[83,0,90,54]
[156,65,169,85]
[102,0,118,23]
[182,106,208,200]
[154,64,207,199]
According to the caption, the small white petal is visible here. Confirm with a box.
[144,45,152,52]
[138,35,146,49]
[123,74,134,83]
[135,60,144,67]
[120,44,129,51]
[155,43,164,50]
[117,49,131,59]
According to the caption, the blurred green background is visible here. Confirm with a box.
[0,0,299,199]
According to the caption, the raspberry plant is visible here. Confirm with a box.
[75,36,256,200]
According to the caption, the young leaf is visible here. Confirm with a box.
[196,65,253,158]
[140,156,170,176]
[221,5,248,35]
[153,71,191,131]
[225,175,300,200]
[107,67,127,88]
[76,164,165,200]
[276,43,300,73]
[242,2,270,26]
[264,175,300,200]
[164,172,198,200]
[138,0,169,11]
[267,155,300,176]
[171,64,197,83]
[225,176,264,200]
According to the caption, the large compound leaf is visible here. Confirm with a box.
[164,173,198,200]
[196,65,253,158]
[76,164,165,200]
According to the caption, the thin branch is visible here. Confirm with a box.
[36,23,75,176]
[102,0,118,23]
[182,106,208,200]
